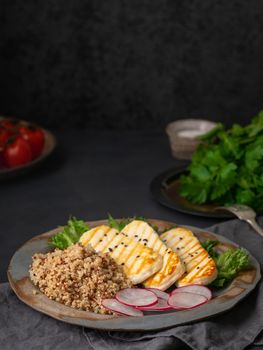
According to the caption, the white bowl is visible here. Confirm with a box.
[166,119,217,159]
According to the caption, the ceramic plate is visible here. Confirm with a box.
[0,118,56,180]
[8,219,261,331]
[150,167,236,218]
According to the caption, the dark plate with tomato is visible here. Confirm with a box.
[0,117,56,179]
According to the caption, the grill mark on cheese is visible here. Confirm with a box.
[179,240,199,258]
[79,225,163,284]
[103,228,118,251]
[122,220,185,290]
[125,240,140,267]
[183,261,215,284]
[180,257,211,281]
[112,236,127,261]
[92,226,114,251]
[160,227,217,286]
[81,226,99,246]
[186,253,209,270]
[182,244,205,263]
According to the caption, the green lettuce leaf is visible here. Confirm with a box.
[202,239,250,288]
[49,217,89,249]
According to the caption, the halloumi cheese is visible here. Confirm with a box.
[160,227,217,286]
[79,225,163,285]
[122,220,185,290]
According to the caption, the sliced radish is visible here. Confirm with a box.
[102,299,143,317]
[137,298,173,311]
[116,288,157,307]
[168,292,207,309]
[145,288,169,301]
[171,285,212,300]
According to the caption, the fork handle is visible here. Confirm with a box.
[245,218,263,238]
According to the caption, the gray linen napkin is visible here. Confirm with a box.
[0,218,263,350]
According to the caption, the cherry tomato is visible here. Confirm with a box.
[0,129,11,148]
[0,118,18,130]
[19,126,45,159]
[3,137,32,167]
[0,152,5,168]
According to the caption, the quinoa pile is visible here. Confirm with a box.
[29,243,132,314]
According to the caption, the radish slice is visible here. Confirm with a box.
[102,299,143,317]
[168,292,207,309]
[116,288,157,307]
[145,288,169,301]
[171,285,212,300]
[137,298,173,311]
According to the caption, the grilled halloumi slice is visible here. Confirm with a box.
[160,227,217,286]
[122,220,185,290]
[79,225,163,285]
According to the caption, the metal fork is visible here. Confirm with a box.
[216,204,263,238]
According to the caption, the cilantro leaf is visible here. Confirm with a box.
[199,123,224,142]
[245,144,263,171]
[179,109,263,211]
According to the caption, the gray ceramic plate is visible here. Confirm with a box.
[0,118,56,180]
[8,219,261,331]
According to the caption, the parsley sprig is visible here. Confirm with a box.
[180,110,263,210]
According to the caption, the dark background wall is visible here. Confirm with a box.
[1,0,263,129]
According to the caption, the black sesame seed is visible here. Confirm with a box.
[139,239,142,242]
[104,234,107,237]
[115,245,118,248]
[144,243,147,246]
[109,248,113,252]
[121,263,124,266]
[177,247,180,250]
[163,240,167,242]
[179,237,183,240]
[121,242,124,245]
[99,239,103,242]
[190,254,194,257]
[115,232,119,235]
[136,255,140,258]
[135,235,138,237]
[168,251,171,254]
[143,239,148,242]
[124,245,128,247]
[195,252,198,254]
[197,267,200,270]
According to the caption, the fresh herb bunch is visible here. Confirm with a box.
[202,239,250,287]
[49,217,89,249]
[179,111,263,210]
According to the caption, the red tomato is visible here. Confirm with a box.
[0,152,5,168]
[0,118,18,130]
[3,137,32,167]
[19,126,45,159]
[0,129,11,148]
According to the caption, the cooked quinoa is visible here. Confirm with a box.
[29,243,132,314]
